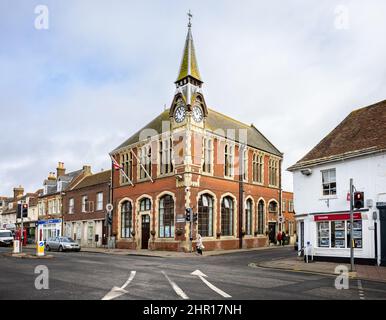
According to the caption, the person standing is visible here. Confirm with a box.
[281,231,286,246]
[196,234,204,255]
[277,231,282,246]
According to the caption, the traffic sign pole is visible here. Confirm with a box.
[349,178,354,272]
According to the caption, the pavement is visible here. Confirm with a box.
[1,245,386,300]
[255,256,386,283]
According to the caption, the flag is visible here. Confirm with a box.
[111,156,122,171]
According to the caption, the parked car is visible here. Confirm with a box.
[0,229,14,247]
[45,237,81,252]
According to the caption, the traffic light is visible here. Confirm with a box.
[353,192,364,209]
[193,213,198,223]
[17,203,28,218]
[186,208,192,222]
[22,203,28,217]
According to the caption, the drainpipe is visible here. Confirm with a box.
[239,144,244,249]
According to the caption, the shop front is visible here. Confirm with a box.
[37,219,62,242]
[298,210,376,264]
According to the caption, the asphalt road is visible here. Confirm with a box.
[1,246,386,300]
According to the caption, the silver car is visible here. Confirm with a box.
[45,237,81,252]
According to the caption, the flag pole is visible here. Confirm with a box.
[130,149,154,183]
[110,155,134,186]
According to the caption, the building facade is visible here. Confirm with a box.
[288,100,386,265]
[281,191,296,243]
[110,22,285,252]
[63,170,110,247]
[37,162,91,242]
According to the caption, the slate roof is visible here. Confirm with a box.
[73,170,111,190]
[111,108,282,157]
[288,99,386,171]
[43,169,84,195]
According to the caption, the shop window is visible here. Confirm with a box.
[317,220,362,249]
[318,221,330,247]
[198,194,214,237]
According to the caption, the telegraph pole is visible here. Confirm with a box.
[349,178,354,272]
[20,201,24,253]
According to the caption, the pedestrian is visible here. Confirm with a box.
[281,231,286,246]
[196,234,204,255]
[277,231,282,246]
[269,229,275,246]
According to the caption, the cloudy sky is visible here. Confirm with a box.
[0,0,385,196]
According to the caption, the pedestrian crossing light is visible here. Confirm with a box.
[353,191,364,209]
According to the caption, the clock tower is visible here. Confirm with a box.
[170,12,208,129]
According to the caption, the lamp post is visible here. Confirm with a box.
[349,178,354,272]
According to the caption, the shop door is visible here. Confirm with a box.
[141,215,150,249]
[380,209,386,266]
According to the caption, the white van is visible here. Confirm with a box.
[0,229,14,247]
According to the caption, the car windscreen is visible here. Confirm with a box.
[0,231,13,238]
[61,237,74,242]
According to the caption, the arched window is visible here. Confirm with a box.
[140,198,151,211]
[257,200,265,234]
[159,195,174,238]
[245,199,252,235]
[221,196,234,236]
[198,194,214,237]
[121,201,132,238]
[269,201,278,213]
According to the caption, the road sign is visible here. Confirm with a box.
[37,241,45,256]
[278,216,285,223]
[106,203,113,212]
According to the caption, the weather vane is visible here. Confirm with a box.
[187,10,193,28]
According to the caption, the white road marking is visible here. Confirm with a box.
[122,271,136,289]
[102,271,136,300]
[162,271,189,300]
[357,279,365,300]
[191,270,232,298]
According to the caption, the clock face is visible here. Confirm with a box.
[192,106,203,123]
[174,105,186,123]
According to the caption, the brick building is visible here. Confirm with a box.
[63,169,111,247]
[281,191,296,243]
[37,162,91,242]
[110,21,285,252]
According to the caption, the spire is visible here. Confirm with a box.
[176,11,202,83]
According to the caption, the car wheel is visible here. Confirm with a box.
[46,245,51,251]
[58,246,63,252]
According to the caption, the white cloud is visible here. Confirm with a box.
[0,0,386,195]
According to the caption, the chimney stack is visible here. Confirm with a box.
[83,165,92,175]
[47,172,56,181]
[13,185,24,199]
[56,162,66,178]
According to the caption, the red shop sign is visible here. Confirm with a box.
[314,212,362,221]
